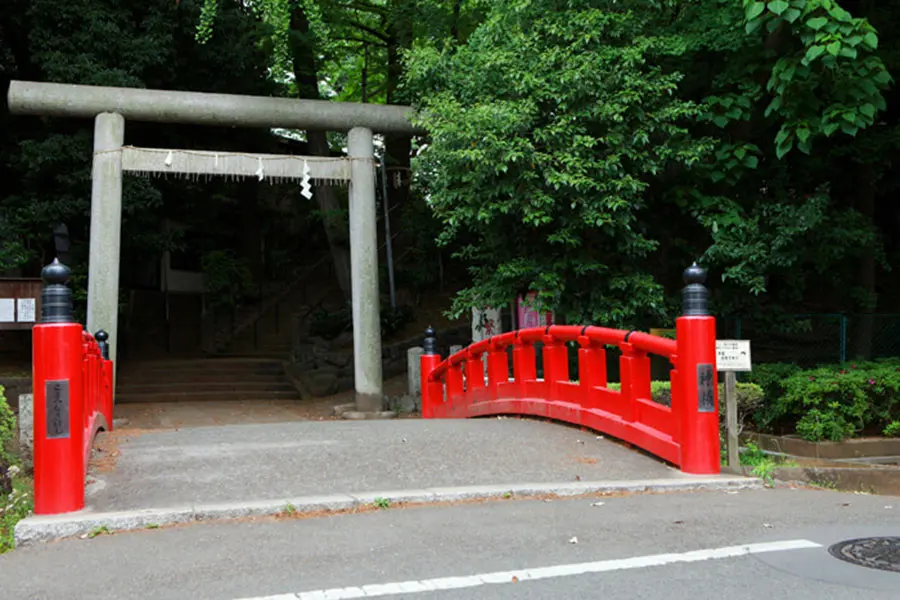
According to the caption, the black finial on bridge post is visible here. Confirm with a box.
[682,262,709,316]
[95,330,110,359]
[40,258,74,324]
[423,326,437,355]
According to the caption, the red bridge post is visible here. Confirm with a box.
[675,263,720,474]
[420,327,442,418]
[32,259,86,514]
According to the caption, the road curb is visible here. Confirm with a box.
[15,476,762,546]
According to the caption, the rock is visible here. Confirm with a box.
[397,394,418,413]
[407,347,424,396]
[341,411,398,420]
[18,394,33,454]
[333,331,355,349]
[323,351,352,369]
[307,372,338,397]
[332,403,356,417]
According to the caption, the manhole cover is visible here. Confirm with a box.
[828,537,900,573]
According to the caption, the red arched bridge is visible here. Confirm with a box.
[420,264,721,475]
[28,260,720,518]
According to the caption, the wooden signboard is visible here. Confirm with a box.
[0,278,42,330]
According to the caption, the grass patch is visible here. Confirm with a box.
[1,474,34,553]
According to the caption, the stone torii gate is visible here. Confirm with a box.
[7,80,422,412]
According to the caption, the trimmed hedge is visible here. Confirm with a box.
[748,359,900,442]
[606,380,763,412]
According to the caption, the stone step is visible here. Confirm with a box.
[115,389,301,404]
[118,359,285,375]
[117,381,298,395]
[117,371,290,385]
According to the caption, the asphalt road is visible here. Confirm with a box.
[2,486,899,599]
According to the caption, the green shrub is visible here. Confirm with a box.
[0,385,31,554]
[884,421,900,437]
[776,361,900,442]
[309,307,351,340]
[606,380,763,417]
[745,362,802,430]
[0,386,16,469]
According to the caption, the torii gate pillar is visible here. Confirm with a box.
[348,127,383,410]
[86,112,125,375]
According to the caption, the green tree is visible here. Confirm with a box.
[405,0,897,333]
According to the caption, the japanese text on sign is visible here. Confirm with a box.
[716,339,752,372]
[17,298,35,323]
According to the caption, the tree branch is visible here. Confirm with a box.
[346,20,390,42]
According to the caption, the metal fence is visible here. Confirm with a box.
[717,313,900,367]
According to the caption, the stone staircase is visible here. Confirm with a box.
[115,259,344,404]
[115,357,301,403]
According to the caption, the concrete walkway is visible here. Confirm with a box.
[16,418,758,544]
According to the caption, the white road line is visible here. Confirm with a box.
[235,539,821,600]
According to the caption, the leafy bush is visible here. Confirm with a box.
[0,473,32,554]
[201,250,255,314]
[745,362,802,430]
[308,307,351,340]
[761,360,900,442]
[884,421,900,437]
[0,386,16,470]
[606,380,763,419]
[381,305,415,339]
[0,385,30,554]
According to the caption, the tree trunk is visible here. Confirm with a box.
[853,162,878,359]
[290,9,352,302]
[384,3,413,243]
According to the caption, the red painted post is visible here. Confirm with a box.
[630,349,652,402]
[618,345,636,422]
[512,339,536,383]
[419,327,442,419]
[95,330,114,430]
[577,338,606,408]
[446,364,465,402]
[32,259,87,515]
[486,342,509,396]
[676,263,720,474]
[464,352,486,391]
[541,333,568,399]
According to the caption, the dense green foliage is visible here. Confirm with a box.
[404,0,900,334]
[607,380,763,413]
[4,0,900,365]
[0,385,30,555]
[755,359,900,441]
[749,358,900,441]
[0,387,16,473]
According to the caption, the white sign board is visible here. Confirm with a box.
[716,339,752,372]
[0,299,14,323]
[16,298,36,323]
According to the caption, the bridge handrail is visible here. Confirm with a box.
[420,263,720,476]
[428,325,676,383]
